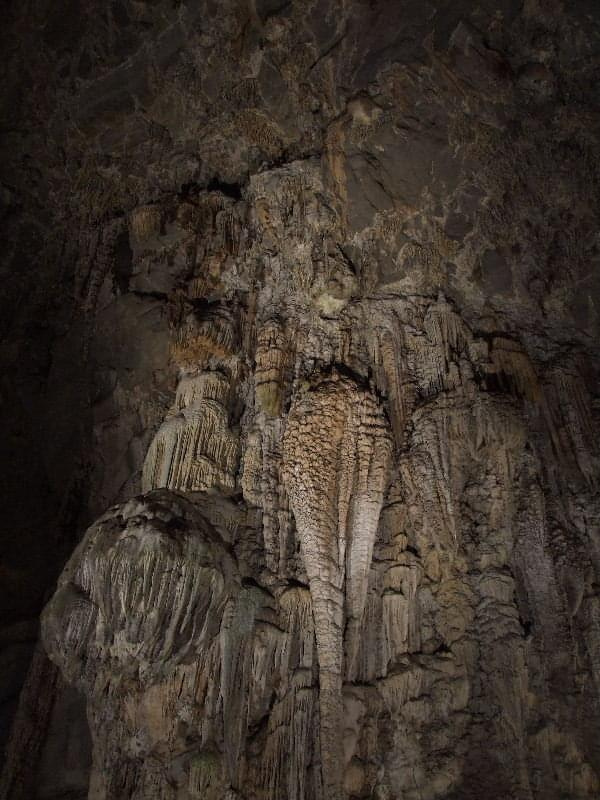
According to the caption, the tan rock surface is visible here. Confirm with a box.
[2,2,600,799]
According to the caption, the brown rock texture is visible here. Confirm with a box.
[1,1,600,799]
[282,373,392,798]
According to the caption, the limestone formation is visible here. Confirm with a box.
[172,304,239,369]
[142,372,239,495]
[42,492,321,800]
[2,2,600,799]
[282,372,392,798]
[254,319,287,417]
[42,491,236,690]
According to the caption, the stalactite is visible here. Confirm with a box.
[188,751,226,800]
[142,372,239,494]
[487,336,541,403]
[257,587,317,800]
[172,304,238,368]
[550,366,597,483]
[373,322,414,450]
[255,318,288,416]
[416,297,471,396]
[282,371,392,798]
[257,418,288,575]
[129,205,162,249]
[240,428,263,507]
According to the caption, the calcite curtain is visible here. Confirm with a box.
[1,2,599,799]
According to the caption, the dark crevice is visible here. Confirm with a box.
[206,177,243,201]
[112,230,133,294]
[130,289,168,302]
[285,578,310,590]
[241,576,273,597]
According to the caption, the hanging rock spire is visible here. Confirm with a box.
[282,370,392,797]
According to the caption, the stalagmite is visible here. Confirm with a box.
[282,371,392,797]
[41,491,236,691]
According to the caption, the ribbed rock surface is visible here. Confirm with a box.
[1,1,600,799]
[282,373,392,798]
[44,491,321,800]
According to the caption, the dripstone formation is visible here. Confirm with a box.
[1,1,600,799]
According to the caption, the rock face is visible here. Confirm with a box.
[41,491,320,800]
[2,1,600,799]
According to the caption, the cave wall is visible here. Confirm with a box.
[1,1,600,798]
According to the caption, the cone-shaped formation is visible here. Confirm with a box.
[282,371,392,798]
[255,318,287,416]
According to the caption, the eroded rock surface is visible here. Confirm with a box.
[43,492,320,800]
[282,373,392,798]
[2,1,600,799]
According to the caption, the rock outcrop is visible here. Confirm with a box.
[42,491,320,800]
[2,1,600,799]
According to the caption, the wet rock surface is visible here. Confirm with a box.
[1,1,600,798]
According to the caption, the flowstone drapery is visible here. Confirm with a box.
[38,155,600,799]
[4,3,600,799]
